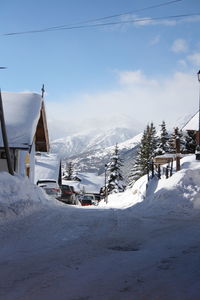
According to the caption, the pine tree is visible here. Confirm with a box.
[168,127,186,154]
[157,121,170,154]
[64,161,75,180]
[128,122,159,184]
[184,130,196,153]
[107,144,125,194]
[168,129,176,154]
[179,129,187,153]
[148,122,159,156]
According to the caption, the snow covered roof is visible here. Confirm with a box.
[0,92,44,149]
[35,153,61,183]
[182,111,199,131]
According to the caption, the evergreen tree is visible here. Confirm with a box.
[179,129,187,153]
[64,161,75,180]
[184,130,196,153]
[148,122,159,156]
[158,121,170,153]
[107,144,125,194]
[128,122,159,184]
[168,127,186,154]
[168,129,176,154]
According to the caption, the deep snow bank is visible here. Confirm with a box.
[149,165,200,211]
[100,155,200,215]
[0,172,54,221]
[133,155,200,215]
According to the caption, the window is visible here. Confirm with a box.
[0,151,6,159]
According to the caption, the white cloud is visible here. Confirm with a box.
[171,39,188,53]
[150,35,160,45]
[121,14,177,28]
[178,59,187,68]
[46,71,198,140]
[187,52,200,66]
[134,15,200,27]
[181,15,200,24]
[106,14,200,32]
[117,70,158,86]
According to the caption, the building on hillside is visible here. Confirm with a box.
[35,152,62,185]
[0,91,49,182]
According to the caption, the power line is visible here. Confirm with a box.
[3,12,200,37]
[3,0,185,36]
[35,0,185,32]
[75,0,184,24]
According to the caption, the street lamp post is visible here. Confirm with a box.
[196,70,200,160]
[0,68,14,174]
[198,70,200,147]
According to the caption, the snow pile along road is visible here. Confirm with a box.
[0,172,51,221]
[140,155,200,216]
[100,154,200,217]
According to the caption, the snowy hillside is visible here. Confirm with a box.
[66,133,142,180]
[50,127,139,158]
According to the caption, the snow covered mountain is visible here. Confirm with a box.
[50,127,139,158]
[50,126,142,184]
[62,133,142,185]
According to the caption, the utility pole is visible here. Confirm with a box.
[0,90,14,175]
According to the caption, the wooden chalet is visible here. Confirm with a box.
[0,91,49,182]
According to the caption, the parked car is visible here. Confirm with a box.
[60,184,78,205]
[36,179,61,199]
[80,194,100,206]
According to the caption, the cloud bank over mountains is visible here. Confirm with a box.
[47,69,198,140]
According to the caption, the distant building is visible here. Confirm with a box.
[0,92,49,182]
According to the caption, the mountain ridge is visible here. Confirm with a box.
[50,126,140,158]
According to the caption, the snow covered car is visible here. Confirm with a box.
[81,194,100,206]
[36,179,61,199]
[60,185,78,204]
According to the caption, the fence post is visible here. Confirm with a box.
[166,166,169,179]
[158,164,161,179]
[151,161,154,178]
[176,137,181,171]
[170,159,173,176]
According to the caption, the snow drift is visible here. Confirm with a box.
[130,154,200,216]
[1,154,200,222]
[0,172,52,221]
[100,155,200,216]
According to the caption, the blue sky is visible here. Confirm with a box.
[0,0,200,139]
